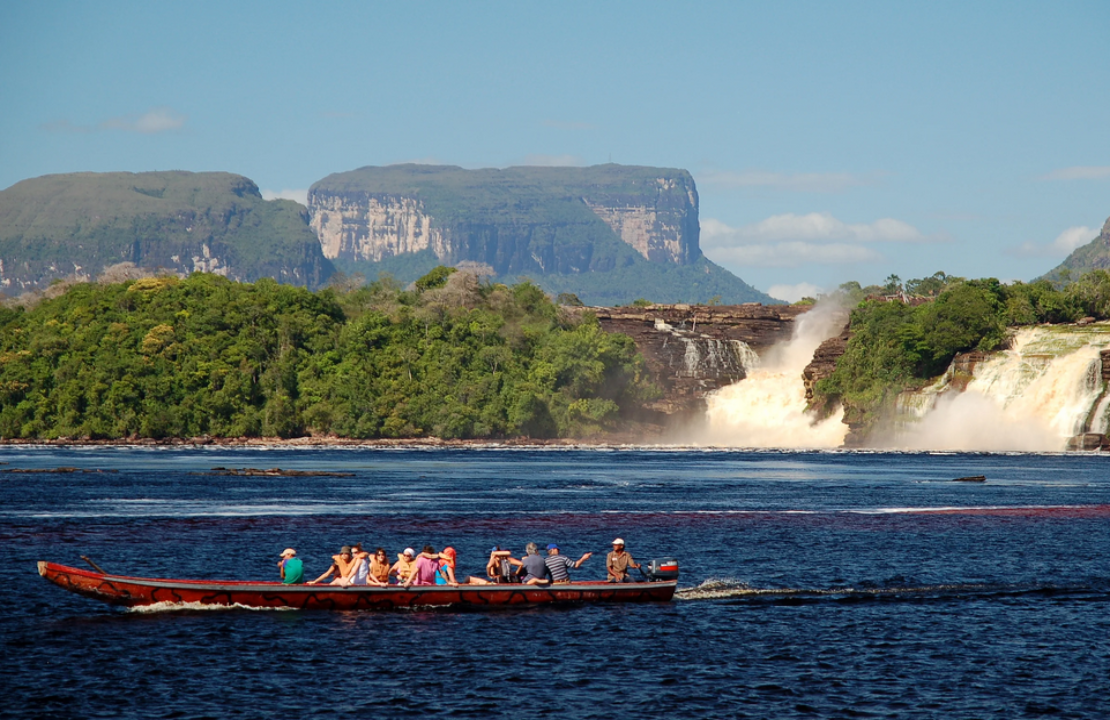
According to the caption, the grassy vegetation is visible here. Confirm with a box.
[0,269,658,440]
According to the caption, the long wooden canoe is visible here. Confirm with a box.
[38,561,677,610]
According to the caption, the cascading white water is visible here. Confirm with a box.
[885,325,1110,451]
[702,303,849,448]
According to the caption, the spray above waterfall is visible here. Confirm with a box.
[701,302,849,448]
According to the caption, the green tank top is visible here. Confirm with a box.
[282,557,304,584]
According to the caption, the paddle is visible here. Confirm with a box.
[80,555,107,574]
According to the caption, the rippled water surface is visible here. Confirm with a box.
[4,446,1110,718]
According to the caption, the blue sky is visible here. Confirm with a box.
[2,1,1108,301]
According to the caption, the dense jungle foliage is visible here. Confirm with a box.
[813,270,1110,431]
[0,269,658,440]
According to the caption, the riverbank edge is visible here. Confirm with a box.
[0,428,670,449]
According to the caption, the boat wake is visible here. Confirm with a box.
[676,577,1106,602]
[127,601,298,614]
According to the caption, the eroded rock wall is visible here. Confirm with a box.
[594,304,809,415]
[311,195,452,262]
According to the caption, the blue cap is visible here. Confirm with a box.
[490,546,500,553]
[546,543,559,550]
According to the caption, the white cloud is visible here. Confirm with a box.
[705,241,882,268]
[261,188,309,206]
[768,282,821,303]
[41,106,187,135]
[700,213,940,269]
[698,170,875,193]
[1053,225,1098,252]
[1040,166,1110,181]
[1008,225,1098,258]
[101,107,187,134]
[521,154,584,167]
[702,213,931,247]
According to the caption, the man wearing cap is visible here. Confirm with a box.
[544,544,592,584]
[278,548,303,585]
[606,538,639,583]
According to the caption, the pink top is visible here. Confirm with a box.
[411,555,440,585]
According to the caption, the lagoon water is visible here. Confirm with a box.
[3,446,1110,718]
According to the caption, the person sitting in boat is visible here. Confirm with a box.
[390,548,417,584]
[606,538,640,583]
[278,548,303,585]
[308,546,356,585]
[544,544,592,584]
[367,547,391,586]
[436,547,458,585]
[483,546,521,584]
[405,546,458,587]
[345,544,371,586]
[518,542,552,585]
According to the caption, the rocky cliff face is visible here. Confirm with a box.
[582,175,698,264]
[0,171,335,293]
[308,164,700,275]
[311,195,450,263]
[802,326,851,415]
[594,303,809,415]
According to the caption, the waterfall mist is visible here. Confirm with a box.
[699,302,849,448]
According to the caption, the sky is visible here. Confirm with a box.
[2,1,1108,302]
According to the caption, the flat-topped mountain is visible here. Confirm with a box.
[308,164,775,305]
[0,171,335,294]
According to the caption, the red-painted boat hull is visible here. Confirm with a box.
[38,562,677,610]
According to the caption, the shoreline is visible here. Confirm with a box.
[0,430,671,449]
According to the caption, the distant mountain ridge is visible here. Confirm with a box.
[0,171,334,294]
[309,164,776,305]
[0,165,775,305]
[1041,216,1110,283]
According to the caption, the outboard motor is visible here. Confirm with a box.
[643,557,680,582]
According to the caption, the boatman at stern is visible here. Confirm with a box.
[606,538,640,583]
[544,544,591,583]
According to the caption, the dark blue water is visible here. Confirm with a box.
[3,446,1110,719]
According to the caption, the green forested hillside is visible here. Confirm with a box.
[0,270,657,440]
[1040,218,1110,284]
[0,171,334,292]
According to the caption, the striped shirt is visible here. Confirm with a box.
[544,554,576,582]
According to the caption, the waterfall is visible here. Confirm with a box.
[701,303,849,448]
[886,325,1110,451]
[675,337,759,379]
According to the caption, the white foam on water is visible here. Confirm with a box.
[128,601,297,613]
